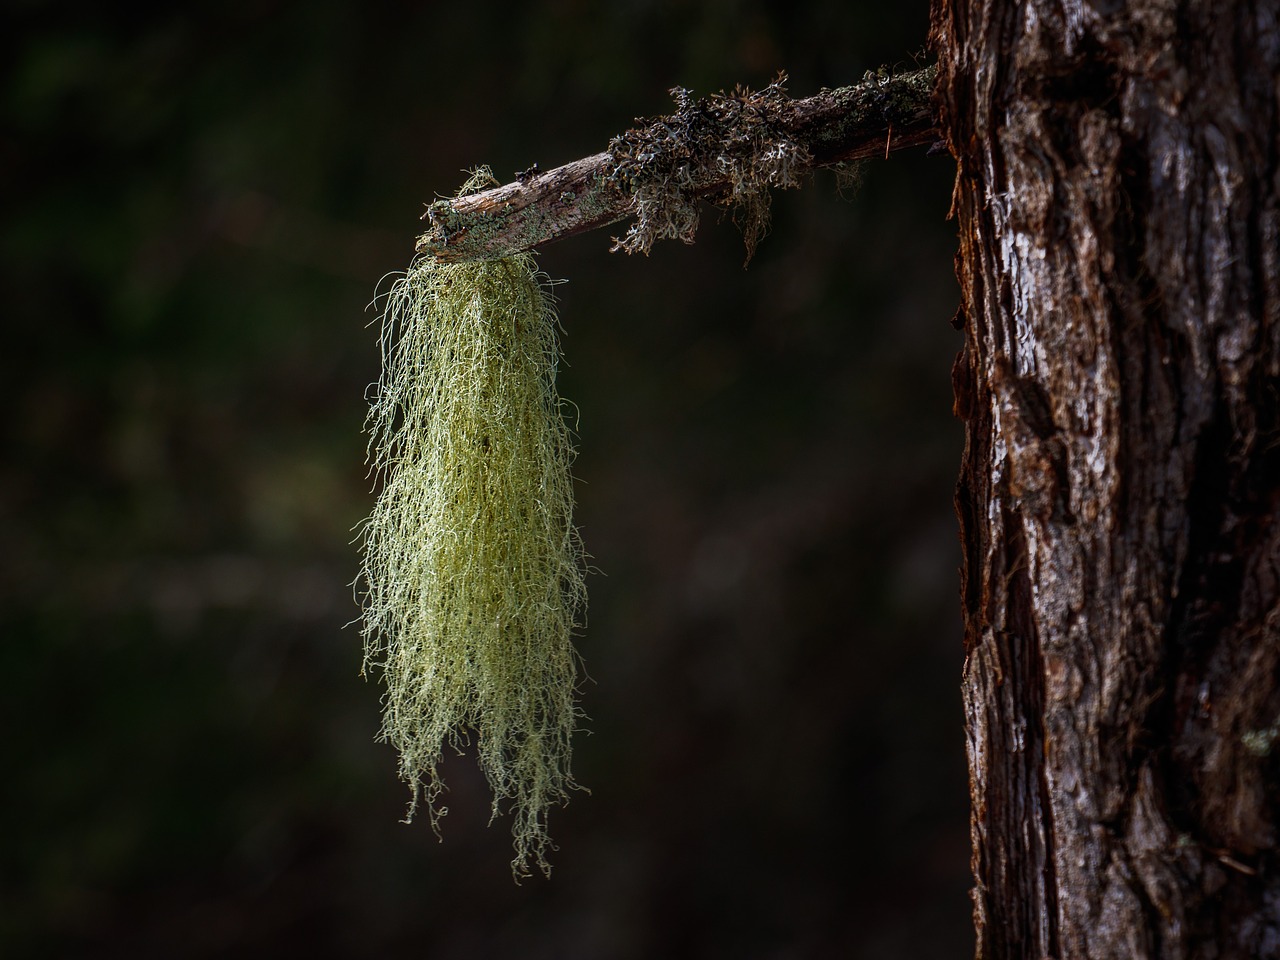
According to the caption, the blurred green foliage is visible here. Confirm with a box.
[3,1,970,956]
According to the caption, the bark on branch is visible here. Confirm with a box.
[416,65,938,262]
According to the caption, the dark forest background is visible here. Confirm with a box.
[3,1,970,956]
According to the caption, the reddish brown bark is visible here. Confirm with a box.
[933,0,1280,956]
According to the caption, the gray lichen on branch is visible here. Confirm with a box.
[415,64,937,263]
[605,73,811,260]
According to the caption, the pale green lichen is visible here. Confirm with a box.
[359,174,586,878]
[1242,723,1279,758]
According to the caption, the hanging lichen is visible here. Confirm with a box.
[359,172,587,878]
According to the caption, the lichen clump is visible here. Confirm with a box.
[605,72,811,261]
[359,215,586,878]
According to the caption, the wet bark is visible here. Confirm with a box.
[931,0,1280,957]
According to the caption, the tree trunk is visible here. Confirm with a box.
[931,1,1280,957]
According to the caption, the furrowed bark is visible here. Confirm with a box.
[933,0,1280,957]
[416,65,937,262]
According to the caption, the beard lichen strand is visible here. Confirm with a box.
[359,224,587,879]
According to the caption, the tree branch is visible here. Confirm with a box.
[416,65,938,262]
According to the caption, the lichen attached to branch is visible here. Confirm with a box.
[414,64,938,263]
[360,172,587,878]
[604,73,811,261]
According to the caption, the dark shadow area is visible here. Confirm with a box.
[2,2,970,956]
